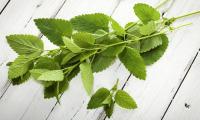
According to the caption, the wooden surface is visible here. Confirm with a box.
[0,0,200,120]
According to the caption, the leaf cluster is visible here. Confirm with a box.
[6,3,179,118]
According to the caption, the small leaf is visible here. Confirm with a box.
[87,88,110,109]
[37,70,64,81]
[61,52,77,65]
[92,54,116,73]
[125,22,137,30]
[6,35,43,55]
[102,95,112,105]
[104,101,114,118]
[70,13,109,33]
[141,34,168,65]
[115,90,137,109]
[8,55,34,79]
[134,3,160,24]
[30,69,49,79]
[140,35,163,53]
[109,17,125,36]
[62,37,82,53]
[80,62,94,95]
[44,79,69,99]
[72,32,95,48]
[11,72,31,85]
[139,21,156,35]
[119,47,146,80]
[34,18,72,46]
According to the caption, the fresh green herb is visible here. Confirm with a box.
[6,2,200,118]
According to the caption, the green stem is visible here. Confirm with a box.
[174,10,200,20]
[155,0,171,9]
[172,22,192,30]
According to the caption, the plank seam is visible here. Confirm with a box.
[160,51,199,120]
[0,0,11,15]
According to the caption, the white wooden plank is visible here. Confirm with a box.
[0,0,122,120]
[0,0,67,95]
[163,52,200,120]
[109,0,200,120]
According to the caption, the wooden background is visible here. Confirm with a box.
[0,0,200,120]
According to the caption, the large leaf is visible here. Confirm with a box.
[8,55,34,79]
[141,34,168,65]
[87,88,110,109]
[115,90,137,109]
[92,54,116,73]
[72,32,95,48]
[134,3,160,24]
[140,35,163,53]
[6,35,43,55]
[63,37,82,53]
[34,18,72,46]
[119,47,146,80]
[70,13,109,33]
[80,62,94,95]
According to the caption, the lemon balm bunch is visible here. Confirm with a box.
[6,2,200,118]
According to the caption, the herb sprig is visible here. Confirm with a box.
[6,2,200,118]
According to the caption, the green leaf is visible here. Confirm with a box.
[109,18,125,36]
[30,69,49,79]
[44,79,69,98]
[139,21,156,35]
[72,32,95,48]
[134,3,160,24]
[61,52,77,65]
[11,72,31,85]
[80,62,94,95]
[62,37,82,53]
[34,57,60,70]
[104,101,114,118]
[92,54,116,73]
[8,55,34,79]
[140,35,163,53]
[119,47,146,80]
[101,38,125,56]
[102,95,112,105]
[80,50,97,62]
[34,18,72,46]
[93,29,109,44]
[141,34,168,65]
[87,88,110,109]
[37,70,64,81]
[125,22,137,30]
[126,24,142,38]
[115,90,137,109]
[6,35,43,55]
[70,13,109,33]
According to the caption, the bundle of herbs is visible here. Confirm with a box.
[6,1,200,118]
